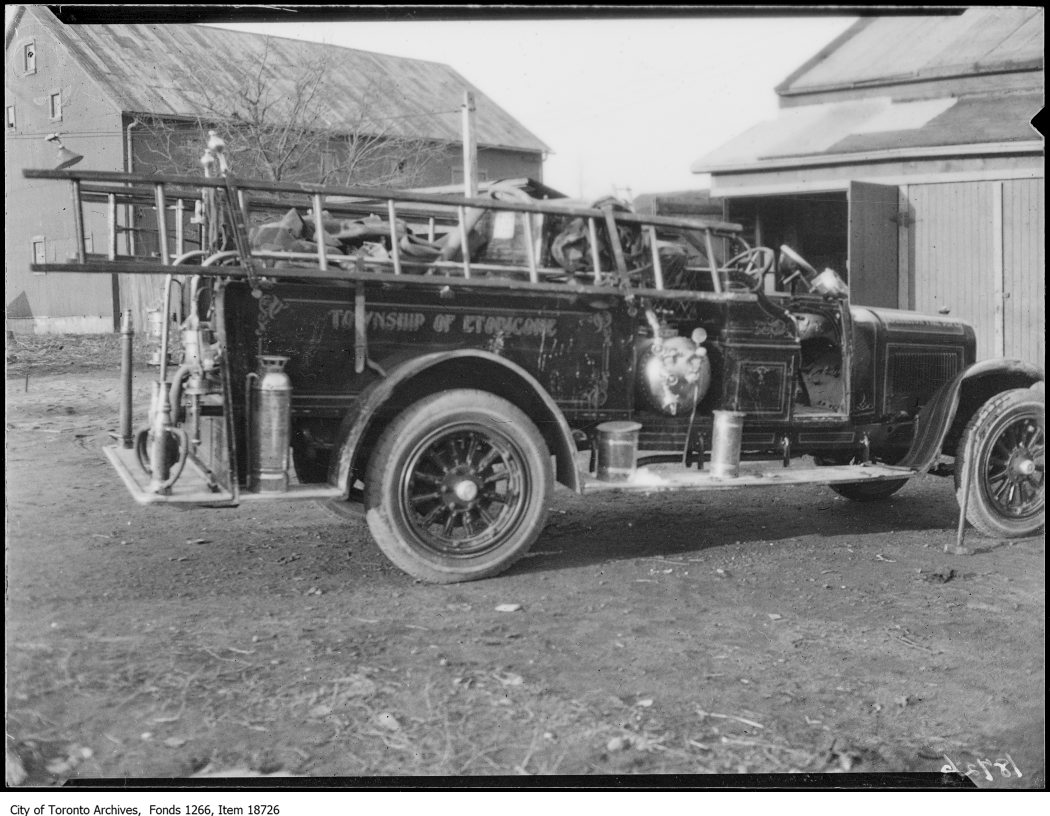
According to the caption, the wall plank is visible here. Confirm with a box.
[910,181,998,360]
[1002,178,1045,365]
[910,179,1043,366]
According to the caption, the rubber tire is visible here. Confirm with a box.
[816,454,908,502]
[364,390,552,583]
[954,387,1045,539]
[829,479,908,502]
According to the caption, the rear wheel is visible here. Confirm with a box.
[955,387,1044,538]
[364,390,552,583]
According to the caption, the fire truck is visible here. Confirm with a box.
[24,135,1044,583]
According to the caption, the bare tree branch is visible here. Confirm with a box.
[134,41,447,187]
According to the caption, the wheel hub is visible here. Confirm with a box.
[1005,439,1039,481]
[450,477,479,504]
[1013,455,1036,478]
[401,426,527,556]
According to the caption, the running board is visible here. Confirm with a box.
[104,445,343,506]
[580,462,915,494]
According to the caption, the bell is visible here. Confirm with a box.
[54,145,83,169]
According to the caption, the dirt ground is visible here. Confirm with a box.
[5,338,1045,786]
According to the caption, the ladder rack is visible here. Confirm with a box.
[23,167,747,297]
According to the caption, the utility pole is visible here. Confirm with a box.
[461,91,477,197]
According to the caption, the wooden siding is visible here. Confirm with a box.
[910,182,997,359]
[5,8,124,332]
[1002,178,1045,366]
[908,179,1044,366]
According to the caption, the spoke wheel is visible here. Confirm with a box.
[365,390,552,583]
[724,247,775,291]
[400,425,528,555]
[956,387,1044,539]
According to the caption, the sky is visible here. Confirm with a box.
[209,14,858,200]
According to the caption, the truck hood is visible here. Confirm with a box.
[855,306,975,342]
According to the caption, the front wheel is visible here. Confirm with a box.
[364,390,552,583]
[955,387,1044,538]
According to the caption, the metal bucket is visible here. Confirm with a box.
[710,410,745,478]
[596,421,642,482]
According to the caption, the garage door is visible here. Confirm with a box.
[908,178,1044,365]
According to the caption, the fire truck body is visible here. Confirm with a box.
[24,144,1044,583]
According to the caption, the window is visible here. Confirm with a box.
[49,92,62,121]
[23,41,36,74]
[32,237,46,268]
[6,106,15,129]
[450,167,489,185]
[321,146,339,177]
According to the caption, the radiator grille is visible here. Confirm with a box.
[887,348,961,409]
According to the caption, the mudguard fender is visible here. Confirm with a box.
[331,349,580,498]
[898,358,1044,471]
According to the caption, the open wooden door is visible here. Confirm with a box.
[848,181,899,308]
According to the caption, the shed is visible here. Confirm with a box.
[692,9,1044,365]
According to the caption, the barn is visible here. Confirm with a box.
[5,6,549,334]
[692,8,1043,366]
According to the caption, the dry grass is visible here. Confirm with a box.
[5,333,158,380]
[7,631,837,779]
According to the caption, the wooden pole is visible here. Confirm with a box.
[312,194,328,272]
[461,91,479,279]
[154,184,169,265]
[119,310,134,449]
[462,91,477,198]
[71,180,86,263]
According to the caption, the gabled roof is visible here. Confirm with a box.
[779,8,1043,97]
[25,6,548,152]
[692,91,1042,173]
[694,8,1044,175]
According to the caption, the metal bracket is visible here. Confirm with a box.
[890,210,914,227]
[354,278,367,375]
[685,429,705,470]
[220,179,263,297]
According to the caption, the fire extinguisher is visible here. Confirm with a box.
[246,355,292,492]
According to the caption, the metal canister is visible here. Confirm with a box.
[248,355,292,492]
[146,308,167,366]
[710,410,745,478]
[596,420,642,482]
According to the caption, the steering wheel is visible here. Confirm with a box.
[778,245,820,290]
[723,247,775,291]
